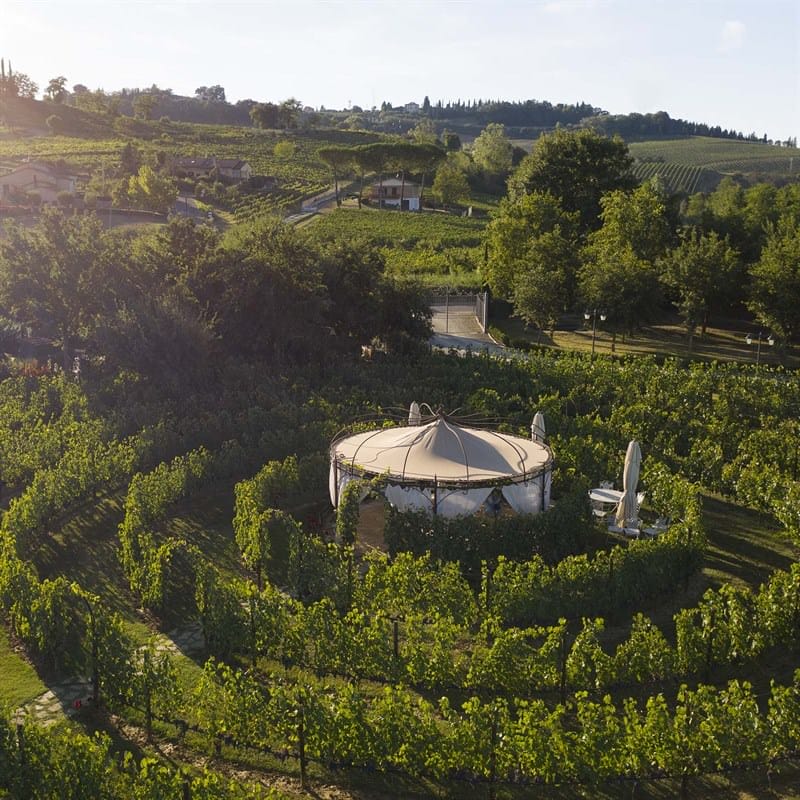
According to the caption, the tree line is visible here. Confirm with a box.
[485,127,800,351]
[0,210,432,384]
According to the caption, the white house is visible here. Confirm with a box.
[371,178,422,211]
[173,157,253,182]
[0,162,77,205]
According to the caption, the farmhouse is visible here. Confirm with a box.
[172,157,253,182]
[370,177,422,211]
[0,162,78,205]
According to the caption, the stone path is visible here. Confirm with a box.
[160,621,204,655]
[18,680,92,726]
[18,621,206,725]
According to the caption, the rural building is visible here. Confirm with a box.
[370,178,422,211]
[172,157,253,182]
[0,162,78,205]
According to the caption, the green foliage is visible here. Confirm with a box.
[0,208,108,367]
[123,165,178,214]
[470,122,513,177]
[748,216,800,345]
[431,155,470,205]
[508,128,635,230]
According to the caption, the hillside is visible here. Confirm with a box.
[628,136,800,192]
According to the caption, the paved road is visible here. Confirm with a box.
[429,301,505,354]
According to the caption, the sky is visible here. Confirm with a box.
[1,0,798,141]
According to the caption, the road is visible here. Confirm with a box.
[429,300,505,354]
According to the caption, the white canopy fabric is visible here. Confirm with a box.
[384,484,431,513]
[437,486,494,517]
[333,415,551,484]
[501,480,543,514]
[328,463,371,507]
[331,414,554,518]
[615,440,642,526]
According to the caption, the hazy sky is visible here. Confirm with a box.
[1,0,798,140]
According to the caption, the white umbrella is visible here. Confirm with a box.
[408,401,421,426]
[531,411,546,443]
[615,440,642,526]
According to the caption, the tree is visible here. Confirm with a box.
[577,181,668,345]
[279,97,302,129]
[410,118,437,145]
[0,208,107,367]
[119,141,142,176]
[125,165,178,215]
[273,140,296,160]
[318,146,353,206]
[432,156,470,206]
[195,84,226,103]
[484,191,578,297]
[45,76,68,103]
[591,180,672,263]
[249,101,280,129]
[513,228,577,339]
[578,245,660,348]
[660,228,740,348]
[748,216,800,346]
[45,114,63,135]
[442,130,461,151]
[471,122,513,177]
[508,128,635,231]
[9,71,38,99]
[132,92,157,120]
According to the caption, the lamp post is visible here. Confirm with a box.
[584,309,607,356]
[746,331,774,366]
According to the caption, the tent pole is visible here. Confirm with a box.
[433,476,438,516]
[540,471,545,513]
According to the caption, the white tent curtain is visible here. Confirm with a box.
[544,470,552,509]
[502,480,543,514]
[384,484,431,513]
[329,463,371,507]
[437,487,493,518]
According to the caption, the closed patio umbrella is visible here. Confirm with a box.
[615,440,642,527]
[531,412,546,443]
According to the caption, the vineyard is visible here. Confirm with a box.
[0,117,384,218]
[309,207,488,286]
[629,136,800,180]
[630,161,716,194]
[2,346,800,798]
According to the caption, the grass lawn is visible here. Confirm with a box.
[495,313,799,369]
[0,624,47,710]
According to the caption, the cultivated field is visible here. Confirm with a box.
[309,206,488,287]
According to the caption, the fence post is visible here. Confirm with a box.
[488,709,498,800]
[298,702,308,788]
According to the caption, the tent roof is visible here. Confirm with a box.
[332,415,551,486]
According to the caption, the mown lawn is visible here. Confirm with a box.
[0,623,47,710]
[494,314,799,369]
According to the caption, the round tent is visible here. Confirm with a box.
[330,411,554,518]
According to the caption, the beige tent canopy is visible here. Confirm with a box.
[330,409,554,518]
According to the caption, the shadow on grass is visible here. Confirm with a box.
[33,494,139,620]
[701,494,798,590]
